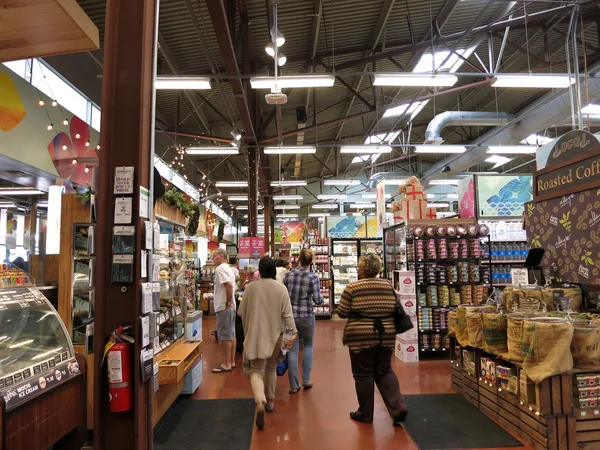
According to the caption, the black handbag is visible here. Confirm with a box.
[392,288,414,334]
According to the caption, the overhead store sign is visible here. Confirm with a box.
[534,148,600,202]
[547,130,599,166]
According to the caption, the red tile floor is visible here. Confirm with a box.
[193,315,531,450]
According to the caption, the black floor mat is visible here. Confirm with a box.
[402,394,523,450]
[154,398,255,450]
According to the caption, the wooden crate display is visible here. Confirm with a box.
[573,372,600,449]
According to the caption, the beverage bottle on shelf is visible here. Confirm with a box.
[281,326,294,355]
[504,266,511,284]
[491,243,498,261]
[497,243,505,260]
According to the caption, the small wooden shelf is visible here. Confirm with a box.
[156,339,203,385]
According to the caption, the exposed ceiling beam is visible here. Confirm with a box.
[206,0,256,142]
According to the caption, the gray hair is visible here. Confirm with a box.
[245,264,256,275]
[213,248,228,259]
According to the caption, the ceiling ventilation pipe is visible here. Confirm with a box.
[367,172,410,189]
[422,74,600,179]
[425,111,514,143]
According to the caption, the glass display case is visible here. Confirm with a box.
[0,287,80,411]
[383,223,411,279]
[71,223,95,349]
[155,221,187,352]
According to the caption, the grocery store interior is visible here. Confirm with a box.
[1,0,600,449]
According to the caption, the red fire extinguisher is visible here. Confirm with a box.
[104,326,134,412]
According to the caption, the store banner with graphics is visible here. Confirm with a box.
[326,216,367,238]
[458,176,476,219]
[238,237,264,258]
[0,65,100,187]
[476,175,533,218]
[376,181,386,229]
[275,220,306,245]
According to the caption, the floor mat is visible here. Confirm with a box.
[401,394,523,450]
[154,398,255,450]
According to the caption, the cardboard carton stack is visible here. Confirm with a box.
[390,176,436,223]
[394,271,419,363]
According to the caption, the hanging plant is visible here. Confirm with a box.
[187,204,200,235]
[77,184,96,206]
[162,187,195,218]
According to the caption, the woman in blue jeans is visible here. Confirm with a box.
[283,249,323,394]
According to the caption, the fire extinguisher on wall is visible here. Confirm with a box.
[103,325,135,412]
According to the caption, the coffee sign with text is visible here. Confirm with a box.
[534,130,600,202]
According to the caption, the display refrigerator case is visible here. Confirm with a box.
[383,222,412,280]
[331,238,384,307]
[71,223,95,352]
[0,287,81,411]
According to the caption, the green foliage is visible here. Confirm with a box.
[162,187,195,218]
[77,184,96,206]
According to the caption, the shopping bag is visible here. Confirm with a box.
[276,357,288,376]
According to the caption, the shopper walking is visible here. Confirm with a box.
[238,257,297,429]
[275,258,287,283]
[283,248,323,394]
[211,248,237,373]
[337,254,408,425]
[229,256,240,289]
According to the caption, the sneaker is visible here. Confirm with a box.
[303,381,313,389]
[256,403,265,429]
[265,402,275,413]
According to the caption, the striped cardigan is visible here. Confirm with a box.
[337,278,398,352]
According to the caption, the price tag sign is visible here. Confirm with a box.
[511,268,528,285]
[114,167,134,194]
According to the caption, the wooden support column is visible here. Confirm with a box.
[93,0,157,448]
[248,148,258,237]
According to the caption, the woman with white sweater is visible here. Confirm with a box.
[238,257,297,429]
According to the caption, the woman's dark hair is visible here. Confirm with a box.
[229,256,237,265]
[275,258,285,267]
[259,257,277,280]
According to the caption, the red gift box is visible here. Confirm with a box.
[425,208,436,219]
[403,185,426,201]
[395,199,428,220]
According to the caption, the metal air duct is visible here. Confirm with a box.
[425,111,514,143]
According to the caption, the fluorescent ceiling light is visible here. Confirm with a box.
[379,179,406,186]
[277,214,299,219]
[413,50,467,73]
[273,195,304,201]
[0,202,16,208]
[317,194,348,200]
[485,155,513,169]
[0,188,43,195]
[308,213,330,217]
[274,204,301,210]
[264,146,316,154]
[236,206,248,210]
[427,194,435,199]
[374,73,458,87]
[446,194,459,199]
[428,203,449,208]
[250,75,335,89]
[491,74,574,89]
[361,194,391,199]
[383,100,429,119]
[340,145,392,154]
[155,76,211,90]
[215,181,248,188]
[227,196,248,201]
[487,145,537,154]
[364,131,400,145]
[349,203,375,209]
[521,134,553,146]
[186,147,239,155]
[429,180,459,186]
[414,145,466,154]
[582,103,600,114]
[312,204,338,209]
[323,179,361,186]
[270,180,307,187]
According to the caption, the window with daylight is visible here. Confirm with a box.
[351,154,382,164]
[521,134,553,146]
[383,100,429,119]
[581,104,600,115]
[485,155,512,169]
[413,49,470,73]
[364,131,400,145]
[91,105,101,131]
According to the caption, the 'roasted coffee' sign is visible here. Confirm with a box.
[534,148,600,201]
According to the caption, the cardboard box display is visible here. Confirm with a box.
[399,322,418,341]
[397,272,416,295]
[398,340,419,363]
[399,294,417,314]
[462,349,476,376]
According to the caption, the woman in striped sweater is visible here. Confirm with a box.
[337,254,408,425]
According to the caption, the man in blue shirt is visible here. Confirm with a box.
[283,248,323,393]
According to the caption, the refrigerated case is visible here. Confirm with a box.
[331,238,384,307]
[383,222,411,279]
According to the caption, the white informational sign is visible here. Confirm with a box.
[141,250,148,278]
[114,167,135,194]
[139,186,149,219]
[115,197,133,224]
[141,315,150,347]
[511,268,529,285]
[142,282,152,313]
